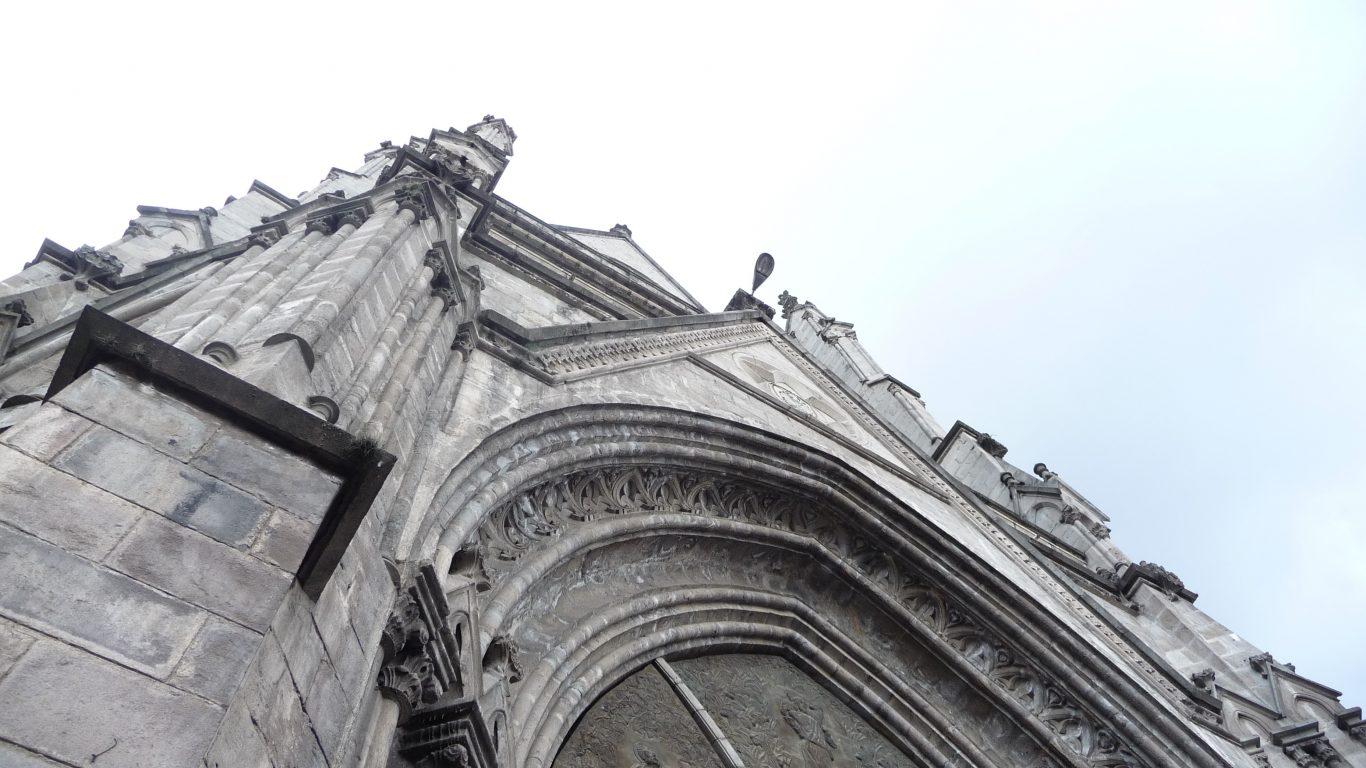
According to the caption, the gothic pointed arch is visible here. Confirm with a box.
[408,404,1228,768]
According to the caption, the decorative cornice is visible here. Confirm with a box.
[473,311,770,384]
[534,323,768,378]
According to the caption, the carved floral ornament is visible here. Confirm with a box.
[474,464,1151,768]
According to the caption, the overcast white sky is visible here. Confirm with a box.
[3,2,1363,705]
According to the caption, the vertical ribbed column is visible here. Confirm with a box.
[381,325,475,554]
[171,237,287,352]
[340,254,438,429]
[203,210,365,364]
[149,230,282,337]
[266,187,426,369]
[362,286,456,443]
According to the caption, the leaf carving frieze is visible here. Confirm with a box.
[477,465,1150,768]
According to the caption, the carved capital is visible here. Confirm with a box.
[434,287,459,312]
[452,322,479,359]
[336,208,368,230]
[1059,505,1082,525]
[249,229,281,248]
[305,215,336,236]
[378,566,463,721]
[424,247,448,279]
[63,246,124,291]
[124,220,152,238]
[395,183,431,220]
[1284,735,1345,767]
[1090,522,1112,539]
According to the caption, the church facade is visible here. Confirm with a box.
[0,117,1358,768]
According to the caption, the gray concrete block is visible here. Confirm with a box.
[0,614,37,679]
[273,587,326,686]
[50,364,218,461]
[203,697,273,768]
[191,424,342,523]
[0,640,224,768]
[0,403,94,461]
[303,656,351,762]
[0,445,142,560]
[0,526,202,677]
[169,614,263,704]
[54,426,270,549]
[0,741,67,768]
[258,665,328,768]
[251,508,315,571]
[106,514,290,630]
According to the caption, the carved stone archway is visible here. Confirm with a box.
[400,405,1228,768]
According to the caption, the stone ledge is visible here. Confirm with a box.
[44,307,395,599]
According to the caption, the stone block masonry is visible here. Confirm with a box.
[0,310,391,767]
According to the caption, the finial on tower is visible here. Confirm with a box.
[752,252,775,292]
[724,252,778,318]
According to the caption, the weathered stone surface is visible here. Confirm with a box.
[203,697,273,768]
[0,402,93,460]
[0,614,37,679]
[0,444,142,560]
[191,425,342,522]
[0,640,223,768]
[304,656,351,763]
[0,741,67,768]
[256,663,329,768]
[0,526,202,677]
[251,508,314,571]
[54,425,270,548]
[273,586,327,685]
[169,614,263,704]
[50,364,218,461]
[554,662,723,768]
[105,513,290,630]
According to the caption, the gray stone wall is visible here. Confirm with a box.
[0,363,347,767]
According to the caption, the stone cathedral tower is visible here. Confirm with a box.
[0,117,1358,768]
